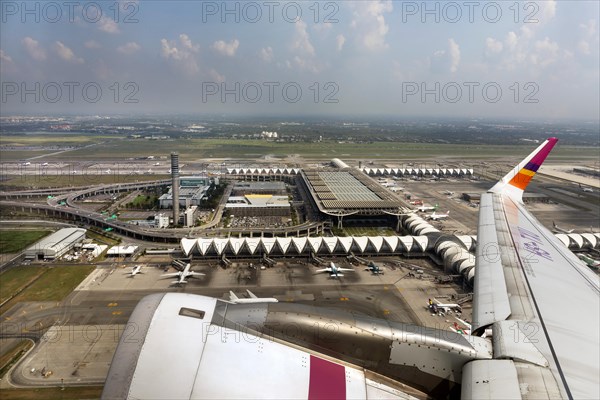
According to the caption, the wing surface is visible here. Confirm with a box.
[469,138,600,399]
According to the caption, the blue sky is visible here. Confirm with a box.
[1,0,599,119]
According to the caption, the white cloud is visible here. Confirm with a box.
[448,39,460,72]
[0,49,13,63]
[579,19,597,37]
[22,37,46,61]
[208,69,225,83]
[350,1,393,51]
[160,34,200,75]
[260,46,273,62]
[291,20,315,55]
[577,41,591,55]
[54,41,84,64]
[117,42,141,54]
[211,39,239,57]
[84,40,102,49]
[485,37,503,55]
[336,34,346,52]
[533,37,559,67]
[430,39,460,73]
[179,34,200,52]
[98,16,120,34]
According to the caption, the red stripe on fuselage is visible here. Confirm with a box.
[308,356,346,400]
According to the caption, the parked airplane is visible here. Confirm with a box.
[552,221,574,234]
[428,298,462,314]
[580,184,594,192]
[22,161,30,166]
[229,290,278,304]
[315,262,354,278]
[41,162,48,166]
[365,261,384,274]
[443,190,455,195]
[427,210,449,221]
[127,265,143,277]
[416,204,438,212]
[161,263,205,285]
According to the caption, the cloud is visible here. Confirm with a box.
[22,37,46,61]
[430,38,460,73]
[179,34,200,52]
[84,40,102,49]
[260,46,273,62]
[336,34,346,52]
[160,34,200,75]
[448,39,460,72]
[208,69,225,83]
[211,39,240,57]
[291,20,315,55]
[485,37,503,55]
[54,41,84,64]
[350,1,393,51]
[98,16,120,34]
[117,41,141,54]
[0,49,13,63]
[577,19,598,55]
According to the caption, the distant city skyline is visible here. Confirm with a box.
[1,1,599,120]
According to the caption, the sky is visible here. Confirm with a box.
[1,0,599,120]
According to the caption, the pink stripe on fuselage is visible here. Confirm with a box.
[308,356,346,400]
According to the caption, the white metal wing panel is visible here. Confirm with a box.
[461,360,522,400]
[472,193,511,330]
[191,334,310,399]
[503,197,600,399]
[127,295,217,400]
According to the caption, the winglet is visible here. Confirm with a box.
[229,291,239,301]
[246,290,257,298]
[489,137,558,201]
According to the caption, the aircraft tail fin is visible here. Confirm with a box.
[229,291,239,301]
[489,137,558,201]
[246,290,257,298]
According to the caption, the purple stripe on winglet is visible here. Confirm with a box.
[528,138,558,169]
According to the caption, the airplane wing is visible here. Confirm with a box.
[315,268,331,273]
[188,272,205,277]
[338,268,355,272]
[161,272,181,278]
[246,290,258,298]
[465,138,600,399]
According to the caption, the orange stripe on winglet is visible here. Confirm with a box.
[509,172,533,190]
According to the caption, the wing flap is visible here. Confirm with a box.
[461,360,522,400]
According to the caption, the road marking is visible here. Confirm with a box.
[112,311,122,315]
[107,302,118,307]
[339,297,349,301]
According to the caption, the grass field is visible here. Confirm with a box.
[0,266,96,315]
[0,174,171,189]
[2,136,597,161]
[0,386,103,400]
[0,340,34,379]
[0,267,47,306]
[0,230,51,254]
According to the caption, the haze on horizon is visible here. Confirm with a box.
[1,1,599,121]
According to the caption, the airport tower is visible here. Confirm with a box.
[171,152,180,225]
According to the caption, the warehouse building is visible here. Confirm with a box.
[24,228,86,260]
